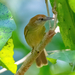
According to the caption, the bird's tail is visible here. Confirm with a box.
[36,49,48,67]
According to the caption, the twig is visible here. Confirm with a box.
[0,26,60,74]
[45,0,51,29]
[0,50,58,74]
[15,30,56,75]
[0,54,28,74]
[45,0,50,17]
[0,48,70,74]
[53,14,57,30]
[47,50,59,53]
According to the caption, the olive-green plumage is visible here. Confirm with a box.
[24,14,53,67]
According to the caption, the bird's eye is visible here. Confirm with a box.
[40,18,43,20]
[39,18,44,21]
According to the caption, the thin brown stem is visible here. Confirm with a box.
[53,14,57,30]
[45,0,51,29]
[15,30,56,75]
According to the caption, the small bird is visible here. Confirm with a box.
[24,14,53,67]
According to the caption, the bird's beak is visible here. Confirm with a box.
[44,17,54,21]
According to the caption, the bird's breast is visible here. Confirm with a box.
[25,26,45,48]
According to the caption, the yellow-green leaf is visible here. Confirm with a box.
[0,38,17,74]
[47,57,57,64]
[68,0,75,13]
[50,0,75,49]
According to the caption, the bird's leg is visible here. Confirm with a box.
[31,46,40,54]
[31,47,34,54]
[31,46,37,54]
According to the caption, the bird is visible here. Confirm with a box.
[24,14,53,67]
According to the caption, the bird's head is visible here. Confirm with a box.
[29,14,53,26]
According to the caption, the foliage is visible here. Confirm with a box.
[47,51,75,63]
[0,39,17,74]
[50,0,75,49]
[68,0,75,13]
[0,3,17,73]
[0,3,16,50]
[1,0,75,75]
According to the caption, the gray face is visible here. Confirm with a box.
[35,17,53,25]
[38,17,53,21]
[35,17,47,25]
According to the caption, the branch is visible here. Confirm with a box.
[15,30,56,75]
[0,50,59,74]
[53,14,57,30]
[45,0,51,28]
[0,56,27,74]
[45,0,50,17]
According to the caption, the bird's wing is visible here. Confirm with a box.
[24,25,28,37]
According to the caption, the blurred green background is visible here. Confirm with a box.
[0,0,74,75]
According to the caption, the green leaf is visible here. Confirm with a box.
[0,3,17,73]
[0,38,17,74]
[38,65,51,75]
[0,3,11,19]
[49,0,54,7]
[0,0,6,3]
[47,57,57,64]
[50,0,75,49]
[0,3,16,49]
[68,0,75,13]
[47,51,75,63]
[69,72,75,75]
[45,33,66,50]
